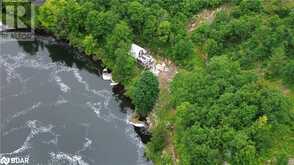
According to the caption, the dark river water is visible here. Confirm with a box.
[0,36,152,165]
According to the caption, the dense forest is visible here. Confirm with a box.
[37,0,294,164]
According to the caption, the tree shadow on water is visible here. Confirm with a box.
[17,37,102,75]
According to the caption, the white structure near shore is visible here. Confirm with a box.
[130,44,159,75]
[102,43,169,84]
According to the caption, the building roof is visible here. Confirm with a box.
[129,43,160,76]
[130,44,147,59]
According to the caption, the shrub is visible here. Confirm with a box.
[133,71,159,116]
[282,60,294,84]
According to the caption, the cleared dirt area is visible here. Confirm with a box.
[188,5,230,32]
[157,59,177,89]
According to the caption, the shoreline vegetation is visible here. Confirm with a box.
[35,0,294,164]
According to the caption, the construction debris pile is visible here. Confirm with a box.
[130,44,168,76]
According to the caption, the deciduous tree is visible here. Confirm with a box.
[133,71,159,117]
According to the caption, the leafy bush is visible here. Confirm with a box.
[132,71,159,117]
[112,48,135,84]
[282,60,294,84]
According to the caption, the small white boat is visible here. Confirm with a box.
[102,68,112,80]
[129,121,146,128]
[110,80,119,86]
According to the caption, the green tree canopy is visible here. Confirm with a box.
[171,56,292,164]
[112,48,135,84]
[105,21,132,61]
[282,60,294,84]
[132,71,159,117]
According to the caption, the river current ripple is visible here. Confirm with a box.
[0,37,152,165]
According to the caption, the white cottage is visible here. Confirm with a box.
[130,44,147,59]
[130,44,160,75]
[130,44,155,69]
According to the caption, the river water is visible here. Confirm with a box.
[0,36,152,165]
